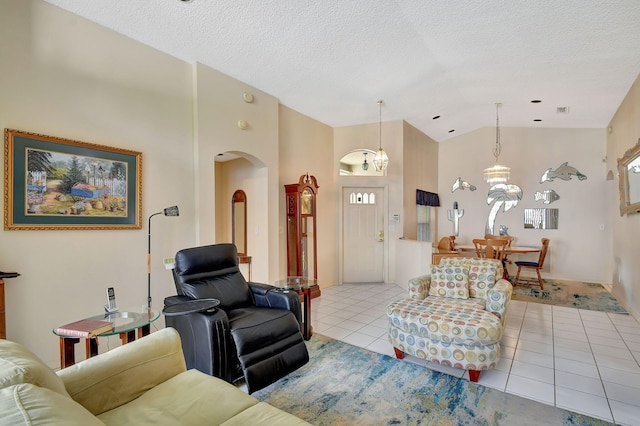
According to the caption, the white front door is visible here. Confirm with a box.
[342,187,385,283]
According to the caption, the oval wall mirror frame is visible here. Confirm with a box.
[617,138,640,216]
[232,189,247,255]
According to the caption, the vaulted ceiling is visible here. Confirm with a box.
[43,0,640,142]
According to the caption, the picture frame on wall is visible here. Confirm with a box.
[4,129,142,230]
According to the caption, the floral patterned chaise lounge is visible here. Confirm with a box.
[386,257,512,382]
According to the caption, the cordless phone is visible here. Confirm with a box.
[105,287,119,313]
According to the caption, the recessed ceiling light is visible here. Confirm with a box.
[531,100,542,103]
[432,115,440,120]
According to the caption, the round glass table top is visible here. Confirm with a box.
[53,308,160,338]
[272,276,318,290]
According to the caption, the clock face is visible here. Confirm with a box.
[301,189,313,215]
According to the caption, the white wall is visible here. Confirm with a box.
[438,127,610,283]
[607,72,640,319]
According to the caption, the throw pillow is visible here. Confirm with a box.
[429,265,469,299]
[466,260,498,298]
[0,383,103,426]
[0,340,70,397]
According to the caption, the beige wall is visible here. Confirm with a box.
[278,105,337,285]
[334,121,404,283]
[607,72,640,319]
[402,121,439,239]
[438,127,609,283]
[1,0,196,366]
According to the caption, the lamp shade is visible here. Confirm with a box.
[373,148,389,172]
[483,164,510,185]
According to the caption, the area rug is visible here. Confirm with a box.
[253,334,611,425]
[510,278,626,312]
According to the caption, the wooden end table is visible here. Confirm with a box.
[53,308,160,369]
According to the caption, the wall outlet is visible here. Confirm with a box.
[163,257,175,270]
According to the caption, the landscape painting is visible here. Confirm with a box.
[4,129,142,230]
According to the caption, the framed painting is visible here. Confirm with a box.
[4,129,142,230]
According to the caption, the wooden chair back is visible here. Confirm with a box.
[537,238,550,267]
[437,236,456,252]
[473,238,508,260]
[484,234,514,249]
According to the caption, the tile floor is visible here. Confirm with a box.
[311,283,640,425]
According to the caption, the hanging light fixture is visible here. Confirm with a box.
[373,100,389,172]
[483,102,510,185]
[361,152,369,171]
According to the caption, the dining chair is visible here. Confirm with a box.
[514,238,550,289]
[485,234,514,279]
[433,236,460,264]
[473,238,508,261]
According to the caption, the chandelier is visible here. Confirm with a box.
[361,152,369,171]
[483,103,510,185]
[373,100,389,172]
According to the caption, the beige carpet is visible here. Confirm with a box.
[511,278,625,312]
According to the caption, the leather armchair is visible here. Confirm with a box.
[164,243,309,394]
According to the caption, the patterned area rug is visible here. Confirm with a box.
[253,334,611,425]
[511,278,626,312]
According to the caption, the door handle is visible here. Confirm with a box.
[377,230,384,242]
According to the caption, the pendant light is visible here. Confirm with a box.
[361,152,369,171]
[373,100,389,172]
[483,102,510,185]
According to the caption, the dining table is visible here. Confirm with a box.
[456,244,541,281]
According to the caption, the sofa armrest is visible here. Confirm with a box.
[249,282,303,324]
[485,279,513,323]
[56,327,186,416]
[408,275,431,300]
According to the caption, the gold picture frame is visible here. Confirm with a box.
[4,129,142,230]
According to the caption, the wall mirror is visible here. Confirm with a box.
[524,208,559,230]
[618,139,640,216]
[339,149,384,176]
[232,189,247,255]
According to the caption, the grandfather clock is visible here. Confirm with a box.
[285,174,320,298]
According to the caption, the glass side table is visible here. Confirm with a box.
[272,276,318,340]
[53,308,160,369]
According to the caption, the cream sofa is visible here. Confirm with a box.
[387,257,512,382]
[0,327,309,425]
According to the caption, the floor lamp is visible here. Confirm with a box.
[147,205,179,309]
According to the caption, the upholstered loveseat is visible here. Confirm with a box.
[0,327,309,425]
[387,257,512,382]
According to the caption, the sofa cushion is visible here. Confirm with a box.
[97,369,258,425]
[429,265,469,299]
[221,402,311,425]
[387,298,501,345]
[0,383,103,426]
[0,339,70,397]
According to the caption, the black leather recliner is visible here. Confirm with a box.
[164,243,309,393]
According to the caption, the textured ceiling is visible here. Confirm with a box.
[42,0,640,142]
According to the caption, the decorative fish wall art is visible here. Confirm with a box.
[540,162,587,183]
[534,189,560,204]
[451,177,477,192]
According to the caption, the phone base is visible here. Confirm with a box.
[104,305,119,314]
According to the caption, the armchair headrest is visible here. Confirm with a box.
[174,243,239,278]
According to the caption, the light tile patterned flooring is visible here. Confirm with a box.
[311,283,640,425]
